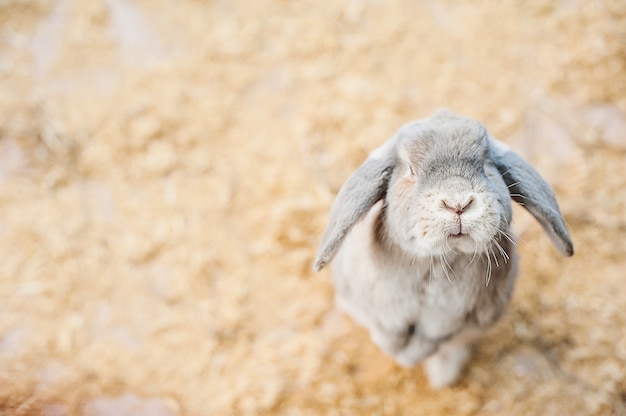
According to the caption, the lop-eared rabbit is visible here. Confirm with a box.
[313,109,573,388]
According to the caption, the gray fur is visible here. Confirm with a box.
[313,157,394,272]
[313,110,573,387]
[488,140,574,256]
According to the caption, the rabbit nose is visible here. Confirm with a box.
[442,197,474,215]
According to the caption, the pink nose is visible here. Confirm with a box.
[442,198,473,215]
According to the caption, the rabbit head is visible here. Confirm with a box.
[314,109,573,271]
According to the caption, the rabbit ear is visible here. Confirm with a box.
[489,138,574,257]
[313,152,395,271]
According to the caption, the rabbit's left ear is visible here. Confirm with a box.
[489,138,574,256]
[313,152,395,272]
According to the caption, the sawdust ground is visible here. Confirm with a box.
[0,1,625,415]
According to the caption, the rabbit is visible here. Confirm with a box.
[313,109,573,388]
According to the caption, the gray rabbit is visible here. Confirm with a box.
[313,109,573,388]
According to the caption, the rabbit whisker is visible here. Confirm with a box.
[496,244,509,263]
[500,168,514,177]
[497,229,518,247]
[443,237,459,256]
[509,193,527,199]
[440,251,454,284]
[489,245,500,268]
[492,237,509,263]
[484,250,493,287]
[467,240,479,267]
[430,250,442,283]
[507,181,521,189]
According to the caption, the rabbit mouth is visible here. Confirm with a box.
[448,232,472,241]
[445,232,476,253]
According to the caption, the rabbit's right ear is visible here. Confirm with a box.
[313,151,395,272]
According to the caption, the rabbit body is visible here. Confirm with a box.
[333,200,517,386]
[314,110,573,387]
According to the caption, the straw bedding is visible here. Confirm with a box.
[0,1,625,414]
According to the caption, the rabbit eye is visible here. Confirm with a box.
[408,164,416,177]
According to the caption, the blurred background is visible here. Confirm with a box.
[0,0,625,415]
